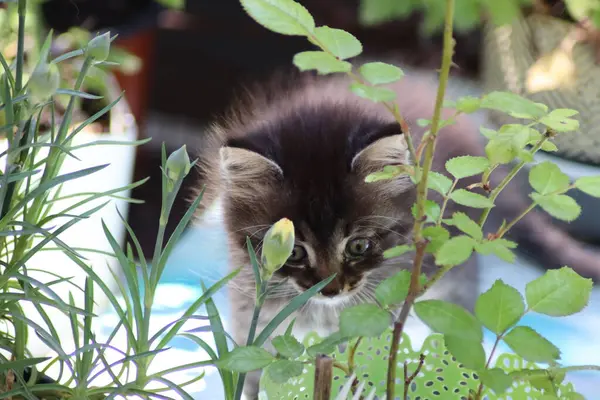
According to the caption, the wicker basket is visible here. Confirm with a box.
[482,13,600,165]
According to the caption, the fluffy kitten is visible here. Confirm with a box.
[194,67,600,398]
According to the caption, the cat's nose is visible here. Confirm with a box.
[320,286,342,297]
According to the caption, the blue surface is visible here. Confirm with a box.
[96,222,600,399]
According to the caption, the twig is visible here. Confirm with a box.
[348,336,363,373]
[474,335,502,399]
[314,355,334,400]
[403,354,426,400]
[385,0,456,399]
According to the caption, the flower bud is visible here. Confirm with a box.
[261,218,295,279]
[165,145,192,182]
[28,62,60,102]
[86,32,111,62]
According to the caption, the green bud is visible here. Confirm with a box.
[86,32,111,62]
[261,218,295,279]
[28,62,60,102]
[165,145,192,182]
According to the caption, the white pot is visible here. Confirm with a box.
[1,75,138,358]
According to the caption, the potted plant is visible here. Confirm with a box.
[0,1,142,358]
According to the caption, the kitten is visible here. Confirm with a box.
[194,67,600,399]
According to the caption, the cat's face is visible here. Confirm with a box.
[218,106,416,303]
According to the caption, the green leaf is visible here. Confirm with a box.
[375,270,410,307]
[445,156,490,179]
[423,225,450,253]
[481,91,547,119]
[574,176,600,197]
[293,51,351,74]
[503,326,561,363]
[475,280,525,334]
[358,62,404,85]
[479,368,513,394]
[450,189,494,208]
[310,26,362,59]
[445,212,483,240]
[266,360,304,383]
[530,193,581,222]
[411,199,441,223]
[349,82,396,102]
[414,299,482,341]
[272,335,305,359]
[444,334,486,371]
[306,331,348,357]
[540,109,580,132]
[484,124,532,165]
[240,0,315,36]
[427,171,453,195]
[215,346,275,372]
[417,118,431,127]
[0,357,50,374]
[358,0,414,25]
[339,304,391,338]
[365,165,411,183]
[435,235,476,267]
[525,267,593,316]
[529,161,570,195]
[383,244,413,259]
[474,239,517,263]
[455,96,482,113]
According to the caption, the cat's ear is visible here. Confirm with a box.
[350,123,410,174]
[219,146,283,198]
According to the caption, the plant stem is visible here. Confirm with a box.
[385,0,456,399]
[15,0,26,94]
[496,202,537,238]
[437,178,458,225]
[403,354,425,400]
[233,280,268,400]
[478,137,548,227]
[474,334,502,399]
[347,337,362,374]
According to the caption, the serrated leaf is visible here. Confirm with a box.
[215,346,275,372]
[444,334,486,371]
[574,176,600,197]
[417,118,431,127]
[412,200,441,223]
[427,171,453,195]
[435,235,476,267]
[475,280,525,334]
[445,156,490,179]
[450,189,495,208]
[481,91,547,119]
[423,225,450,253]
[310,26,362,59]
[383,244,413,259]
[306,331,347,357]
[240,0,315,36]
[531,193,581,222]
[365,165,411,183]
[529,161,570,195]
[359,61,404,85]
[479,368,513,394]
[525,266,592,316]
[540,109,580,132]
[266,359,304,383]
[445,212,483,240]
[293,51,351,74]
[414,299,482,341]
[350,82,396,102]
[339,304,391,338]
[272,335,304,359]
[503,326,561,363]
[375,270,410,307]
[455,96,481,113]
[485,124,532,165]
[475,239,516,263]
[540,141,558,152]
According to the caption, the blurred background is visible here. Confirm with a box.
[5,0,600,398]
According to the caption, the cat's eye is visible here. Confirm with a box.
[287,245,307,264]
[346,238,373,258]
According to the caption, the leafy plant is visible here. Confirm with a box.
[358,0,600,34]
[205,0,600,399]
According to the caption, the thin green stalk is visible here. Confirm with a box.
[386,1,456,399]
[15,0,26,94]
[347,337,362,373]
[233,280,268,400]
[497,203,537,238]
[478,137,548,227]
[474,335,502,399]
[437,178,458,225]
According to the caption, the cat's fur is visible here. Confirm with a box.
[193,66,600,399]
